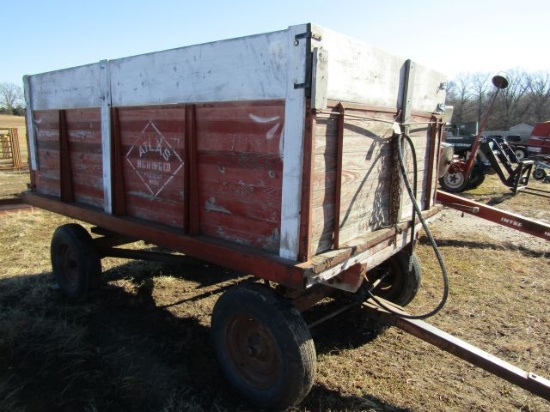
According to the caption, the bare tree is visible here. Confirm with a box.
[446,73,475,127]
[447,69,550,131]
[495,69,531,129]
[470,72,491,125]
[527,71,550,123]
[0,82,24,114]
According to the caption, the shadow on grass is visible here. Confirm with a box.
[0,261,408,412]
[304,298,387,353]
[300,385,411,412]
[101,251,245,287]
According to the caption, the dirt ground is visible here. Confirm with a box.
[0,172,549,412]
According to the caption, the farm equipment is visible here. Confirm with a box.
[21,23,550,409]
[439,77,535,194]
[527,121,550,157]
[532,156,550,181]
[436,190,550,241]
[0,127,23,170]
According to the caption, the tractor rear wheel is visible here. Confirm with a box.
[439,170,469,193]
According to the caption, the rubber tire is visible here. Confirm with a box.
[514,147,527,162]
[439,170,469,193]
[367,251,422,306]
[50,223,102,301]
[466,172,485,190]
[533,168,547,181]
[211,283,316,410]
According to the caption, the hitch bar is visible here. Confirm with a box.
[436,190,550,241]
[363,299,550,401]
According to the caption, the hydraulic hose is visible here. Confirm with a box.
[366,131,450,320]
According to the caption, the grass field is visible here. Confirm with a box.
[0,173,549,411]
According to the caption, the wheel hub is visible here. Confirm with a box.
[226,317,279,390]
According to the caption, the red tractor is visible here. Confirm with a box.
[439,76,534,193]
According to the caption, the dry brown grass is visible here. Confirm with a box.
[0,170,30,199]
[0,174,549,411]
[0,114,25,129]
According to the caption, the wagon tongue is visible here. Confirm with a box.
[362,299,550,401]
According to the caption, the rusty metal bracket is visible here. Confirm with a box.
[294,31,322,43]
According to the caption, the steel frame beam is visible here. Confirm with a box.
[363,299,550,401]
[436,190,550,241]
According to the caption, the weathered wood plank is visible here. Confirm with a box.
[125,195,185,228]
[198,187,281,224]
[198,151,282,170]
[118,106,187,229]
[200,211,280,253]
[195,101,285,253]
[72,184,104,208]
[312,24,447,112]
[27,64,102,110]
[65,108,103,207]
[109,28,297,107]
[280,24,309,260]
[196,102,284,154]
[309,103,431,254]
[34,110,61,197]
[34,174,60,197]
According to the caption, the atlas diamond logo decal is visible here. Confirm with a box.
[125,121,184,198]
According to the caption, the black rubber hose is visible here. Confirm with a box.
[366,132,450,320]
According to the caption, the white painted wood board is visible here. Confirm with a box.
[312,24,446,113]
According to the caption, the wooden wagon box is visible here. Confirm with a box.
[23,23,446,292]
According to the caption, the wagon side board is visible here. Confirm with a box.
[24,24,311,261]
[23,23,447,288]
[22,189,440,292]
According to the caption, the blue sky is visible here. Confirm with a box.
[2,0,549,86]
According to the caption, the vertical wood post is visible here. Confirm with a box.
[333,103,345,249]
[298,103,315,261]
[110,108,126,216]
[185,104,199,235]
[59,110,74,203]
[100,60,113,214]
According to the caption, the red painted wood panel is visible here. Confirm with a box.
[33,110,60,197]
[118,106,187,229]
[196,104,283,154]
[66,109,103,208]
[196,101,284,253]
[200,211,281,253]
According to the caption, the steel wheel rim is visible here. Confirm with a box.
[225,316,280,390]
[370,261,403,299]
[444,171,465,189]
[515,149,525,161]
